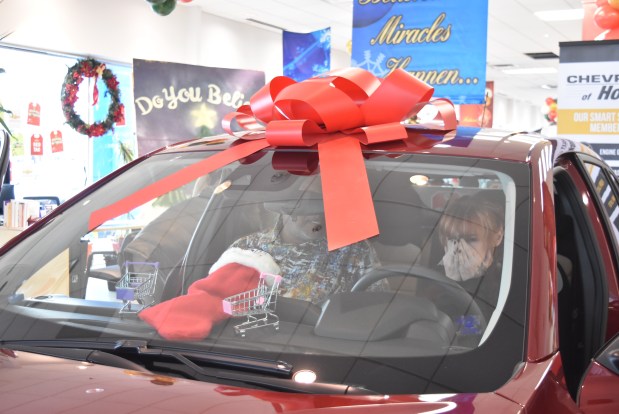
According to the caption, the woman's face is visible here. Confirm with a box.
[452,222,497,259]
[441,220,503,282]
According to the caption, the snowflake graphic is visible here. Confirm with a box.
[351,50,389,78]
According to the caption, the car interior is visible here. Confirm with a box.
[57,160,510,355]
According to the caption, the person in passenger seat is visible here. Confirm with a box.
[222,199,381,304]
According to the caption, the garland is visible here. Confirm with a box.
[61,58,125,137]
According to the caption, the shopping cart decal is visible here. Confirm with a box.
[116,261,159,314]
[222,273,282,337]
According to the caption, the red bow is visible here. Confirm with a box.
[89,68,455,250]
[222,68,456,250]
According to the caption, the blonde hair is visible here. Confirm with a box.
[438,195,504,247]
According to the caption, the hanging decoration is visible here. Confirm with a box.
[30,134,43,156]
[61,58,125,138]
[146,0,177,16]
[50,130,64,153]
[592,0,619,39]
[542,97,558,124]
[145,0,192,16]
[27,102,41,126]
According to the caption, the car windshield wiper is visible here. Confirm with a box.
[0,339,377,394]
[0,338,292,376]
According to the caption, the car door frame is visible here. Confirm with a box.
[555,152,619,412]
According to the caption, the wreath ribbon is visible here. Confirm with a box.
[89,68,455,250]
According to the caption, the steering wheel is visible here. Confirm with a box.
[351,264,487,332]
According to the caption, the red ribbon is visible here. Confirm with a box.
[88,68,455,251]
[221,67,456,250]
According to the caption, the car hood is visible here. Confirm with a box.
[0,349,520,413]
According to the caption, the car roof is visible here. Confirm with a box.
[159,126,599,165]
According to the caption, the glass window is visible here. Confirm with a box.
[0,148,530,394]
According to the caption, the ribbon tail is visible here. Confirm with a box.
[88,139,270,231]
[93,75,99,106]
[318,137,379,251]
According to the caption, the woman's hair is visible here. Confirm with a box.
[438,194,504,246]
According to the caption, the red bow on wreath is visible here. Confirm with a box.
[89,68,455,250]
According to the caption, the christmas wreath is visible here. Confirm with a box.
[61,58,125,137]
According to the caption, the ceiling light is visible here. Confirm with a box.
[534,9,584,22]
[502,67,558,75]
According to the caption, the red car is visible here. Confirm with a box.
[1,74,619,413]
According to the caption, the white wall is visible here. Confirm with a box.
[493,94,548,133]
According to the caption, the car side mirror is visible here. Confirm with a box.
[578,333,619,412]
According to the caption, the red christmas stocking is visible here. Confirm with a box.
[139,263,261,340]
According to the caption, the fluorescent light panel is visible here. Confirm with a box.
[502,67,558,75]
[534,9,584,22]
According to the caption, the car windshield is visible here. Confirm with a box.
[0,145,530,394]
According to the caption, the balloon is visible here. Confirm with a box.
[549,103,558,110]
[178,0,193,2]
[596,0,609,6]
[548,110,557,122]
[595,26,619,40]
[146,0,167,4]
[545,97,554,105]
[609,0,619,10]
[594,5,619,29]
[152,0,176,16]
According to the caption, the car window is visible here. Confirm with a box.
[580,159,619,254]
[0,150,530,395]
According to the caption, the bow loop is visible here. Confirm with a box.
[249,76,296,123]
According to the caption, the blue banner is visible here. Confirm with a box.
[352,0,488,104]
[283,28,331,81]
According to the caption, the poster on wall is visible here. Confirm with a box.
[283,28,331,82]
[133,59,265,156]
[557,40,619,174]
[351,0,488,104]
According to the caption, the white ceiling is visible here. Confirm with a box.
[189,0,584,106]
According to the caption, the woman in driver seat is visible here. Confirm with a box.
[437,194,505,331]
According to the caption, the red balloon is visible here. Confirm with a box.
[179,0,193,2]
[596,26,619,40]
[594,5,619,29]
[596,0,609,6]
[548,110,557,122]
